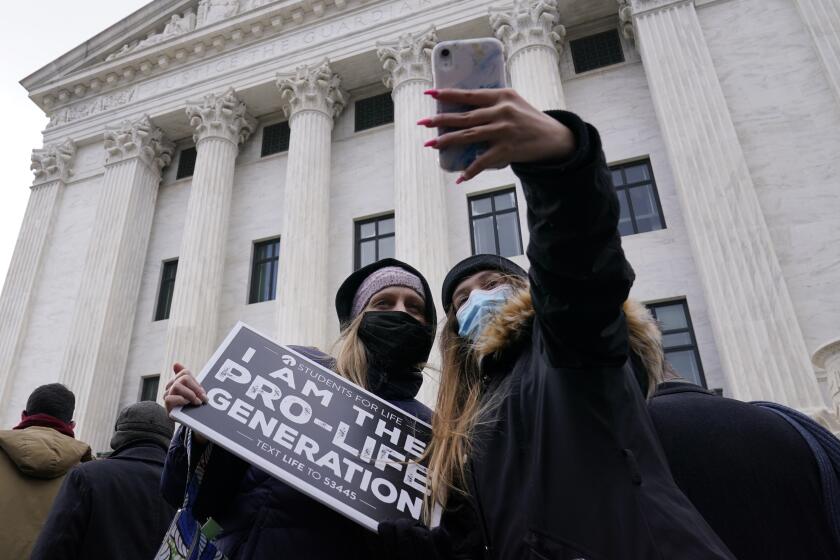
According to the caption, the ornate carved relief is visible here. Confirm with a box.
[107,12,198,62]
[30,139,76,185]
[376,26,438,90]
[490,0,566,60]
[104,115,175,171]
[198,0,242,27]
[276,59,347,120]
[186,87,256,145]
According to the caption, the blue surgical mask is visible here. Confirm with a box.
[456,285,515,341]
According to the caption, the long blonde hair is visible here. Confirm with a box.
[332,314,371,389]
[424,275,530,518]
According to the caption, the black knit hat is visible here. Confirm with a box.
[335,258,437,327]
[441,254,527,311]
[110,401,175,451]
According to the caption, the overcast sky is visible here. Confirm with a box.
[0,1,150,288]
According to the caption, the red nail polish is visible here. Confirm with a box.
[417,118,433,126]
[456,176,466,185]
[424,139,438,148]
[424,89,440,98]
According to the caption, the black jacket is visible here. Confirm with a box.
[161,346,432,560]
[649,381,840,560]
[30,441,175,560]
[435,111,733,560]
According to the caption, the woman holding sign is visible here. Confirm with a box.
[378,88,734,559]
[161,258,435,559]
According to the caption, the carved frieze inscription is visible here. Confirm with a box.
[48,0,440,129]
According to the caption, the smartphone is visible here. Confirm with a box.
[431,38,507,172]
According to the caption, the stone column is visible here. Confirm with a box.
[378,28,452,405]
[793,0,840,106]
[377,27,451,314]
[490,0,567,111]
[626,0,830,419]
[274,60,347,349]
[58,116,172,451]
[814,339,840,423]
[159,89,255,394]
[0,140,75,410]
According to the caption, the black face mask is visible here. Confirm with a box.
[357,311,436,400]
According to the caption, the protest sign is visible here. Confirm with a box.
[171,322,432,532]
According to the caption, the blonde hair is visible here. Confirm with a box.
[333,314,370,389]
[423,274,529,518]
[623,298,666,396]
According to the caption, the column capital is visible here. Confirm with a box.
[276,59,348,122]
[104,115,175,172]
[490,0,566,62]
[618,0,635,41]
[30,138,76,186]
[186,88,256,145]
[814,338,840,370]
[376,26,438,90]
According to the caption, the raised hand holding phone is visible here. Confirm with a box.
[423,40,575,182]
[430,39,507,172]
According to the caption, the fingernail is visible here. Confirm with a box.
[456,176,466,185]
[416,118,433,126]
[424,89,439,98]
[424,139,438,148]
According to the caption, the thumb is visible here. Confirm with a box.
[173,362,185,375]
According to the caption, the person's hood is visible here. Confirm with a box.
[0,426,92,479]
[472,290,662,389]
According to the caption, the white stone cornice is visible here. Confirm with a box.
[104,115,175,172]
[376,26,438,90]
[30,139,76,186]
[30,0,359,116]
[276,59,347,121]
[186,87,256,144]
[490,0,566,62]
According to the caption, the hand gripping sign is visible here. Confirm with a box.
[171,322,433,531]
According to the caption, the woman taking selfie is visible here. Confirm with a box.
[161,258,436,559]
[379,87,734,559]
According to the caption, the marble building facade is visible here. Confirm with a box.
[1,0,839,451]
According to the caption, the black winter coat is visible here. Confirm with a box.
[30,441,175,560]
[649,381,840,560]
[438,111,733,560]
[161,346,431,560]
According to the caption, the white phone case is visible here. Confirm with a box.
[431,39,507,172]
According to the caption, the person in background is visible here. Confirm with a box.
[31,401,176,560]
[160,258,435,559]
[0,383,92,559]
[626,297,840,560]
[380,87,732,559]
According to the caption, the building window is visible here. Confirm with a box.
[154,260,178,321]
[570,29,625,73]
[649,299,707,387]
[355,215,395,270]
[261,122,290,157]
[249,238,280,304]
[139,376,160,402]
[175,147,197,179]
[468,189,523,257]
[610,159,666,236]
[355,93,394,132]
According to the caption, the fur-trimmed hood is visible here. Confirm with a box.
[475,289,663,394]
